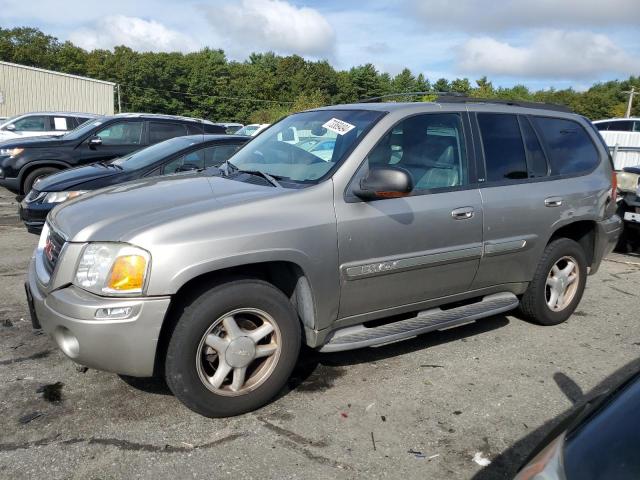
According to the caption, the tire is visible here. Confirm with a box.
[22,167,59,194]
[519,238,587,326]
[165,279,301,417]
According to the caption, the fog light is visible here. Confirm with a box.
[53,326,79,358]
[95,306,133,319]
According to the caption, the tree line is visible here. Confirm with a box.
[1,27,638,123]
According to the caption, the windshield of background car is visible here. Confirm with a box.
[229,110,384,184]
[62,118,106,141]
[112,136,199,170]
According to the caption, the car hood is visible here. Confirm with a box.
[0,135,72,149]
[34,163,121,191]
[49,173,285,242]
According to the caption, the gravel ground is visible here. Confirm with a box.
[0,186,639,479]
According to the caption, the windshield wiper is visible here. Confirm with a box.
[223,161,282,188]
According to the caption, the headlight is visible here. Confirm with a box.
[43,191,88,204]
[74,243,151,296]
[0,147,24,157]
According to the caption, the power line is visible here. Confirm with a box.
[118,83,294,105]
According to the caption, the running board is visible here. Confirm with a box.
[319,292,518,353]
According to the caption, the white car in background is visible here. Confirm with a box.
[593,118,640,170]
[0,112,98,142]
[236,123,270,136]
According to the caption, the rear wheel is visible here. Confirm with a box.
[165,279,301,417]
[22,167,59,194]
[519,238,587,326]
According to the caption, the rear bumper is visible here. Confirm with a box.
[0,176,19,192]
[27,258,171,377]
[590,215,623,275]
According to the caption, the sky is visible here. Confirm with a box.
[1,0,639,91]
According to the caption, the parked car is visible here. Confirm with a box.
[593,118,640,170]
[214,122,244,134]
[0,112,97,142]
[19,134,249,234]
[615,166,640,252]
[25,100,621,417]
[0,113,226,194]
[236,123,270,136]
[515,368,640,480]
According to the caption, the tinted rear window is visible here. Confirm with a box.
[531,117,599,175]
[478,113,528,182]
[149,122,188,143]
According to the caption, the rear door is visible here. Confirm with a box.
[470,112,601,289]
[334,112,483,318]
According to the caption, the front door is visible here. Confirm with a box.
[78,120,145,164]
[334,112,483,319]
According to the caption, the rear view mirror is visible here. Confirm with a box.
[282,127,295,142]
[354,166,413,200]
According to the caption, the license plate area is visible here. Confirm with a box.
[624,211,640,223]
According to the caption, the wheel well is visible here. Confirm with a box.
[153,261,315,376]
[549,221,596,266]
[19,163,63,193]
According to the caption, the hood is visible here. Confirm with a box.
[0,135,73,149]
[34,163,121,192]
[49,173,285,242]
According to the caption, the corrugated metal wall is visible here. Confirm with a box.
[0,62,115,116]
[600,131,640,170]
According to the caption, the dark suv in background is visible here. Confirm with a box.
[0,113,225,193]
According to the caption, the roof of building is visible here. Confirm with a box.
[0,61,116,86]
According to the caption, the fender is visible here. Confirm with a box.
[18,159,73,184]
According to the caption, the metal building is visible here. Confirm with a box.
[0,61,115,117]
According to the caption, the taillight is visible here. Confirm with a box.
[611,171,618,203]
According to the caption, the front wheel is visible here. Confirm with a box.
[519,238,587,326]
[165,279,301,417]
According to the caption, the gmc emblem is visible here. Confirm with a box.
[44,237,54,262]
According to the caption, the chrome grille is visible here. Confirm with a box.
[42,228,66,275]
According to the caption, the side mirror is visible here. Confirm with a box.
[88,136,102,148]
[175,163,200,172]
[5,124,16,131]
[353,166,413,200]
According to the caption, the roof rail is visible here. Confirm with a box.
[358,92,572,113]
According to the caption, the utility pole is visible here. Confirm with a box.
[117,84,122,113]
[623,86,635,118]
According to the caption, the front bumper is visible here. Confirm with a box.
[19,199,51,235]
[590,215,623,275]
[27,258,171,377]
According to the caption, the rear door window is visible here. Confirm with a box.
[478,113,528,182]
[149,122,188,143]
[606,120,633,132]
[531,117,599,176]
[520,116,549,178]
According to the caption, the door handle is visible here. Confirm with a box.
[544,197,563,207]
[451,207,474,220]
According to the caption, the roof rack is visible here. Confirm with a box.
[358,92,572,113]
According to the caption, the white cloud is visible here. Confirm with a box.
[69,15,198,52]
[206,0,335,57]
[457,30,640,79]
[411,0,640,31]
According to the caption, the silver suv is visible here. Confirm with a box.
[25,100,622,417]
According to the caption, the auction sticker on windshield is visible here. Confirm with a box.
[322,118,356,136]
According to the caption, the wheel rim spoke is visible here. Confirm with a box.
[222,315,243,340]
[230,367,247,392]
[247,323,274,343]
[546,276,558,288]
[205,334,228,354]
[209,362,232,389]
[567,273,578,285]
[561,262,575,277]
[255,344,277,358]
[548,287,560,309]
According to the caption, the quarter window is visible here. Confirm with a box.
[531,117,599,175]
[478,113,528,182]
[96,122,143,145]
[365,113,468,191]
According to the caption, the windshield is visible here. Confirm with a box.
[112,136,200,170]
[62,118,106,141]
[236,125,259,136]
[228,110,383,183]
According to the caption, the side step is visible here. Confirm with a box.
[319,292,519,353]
